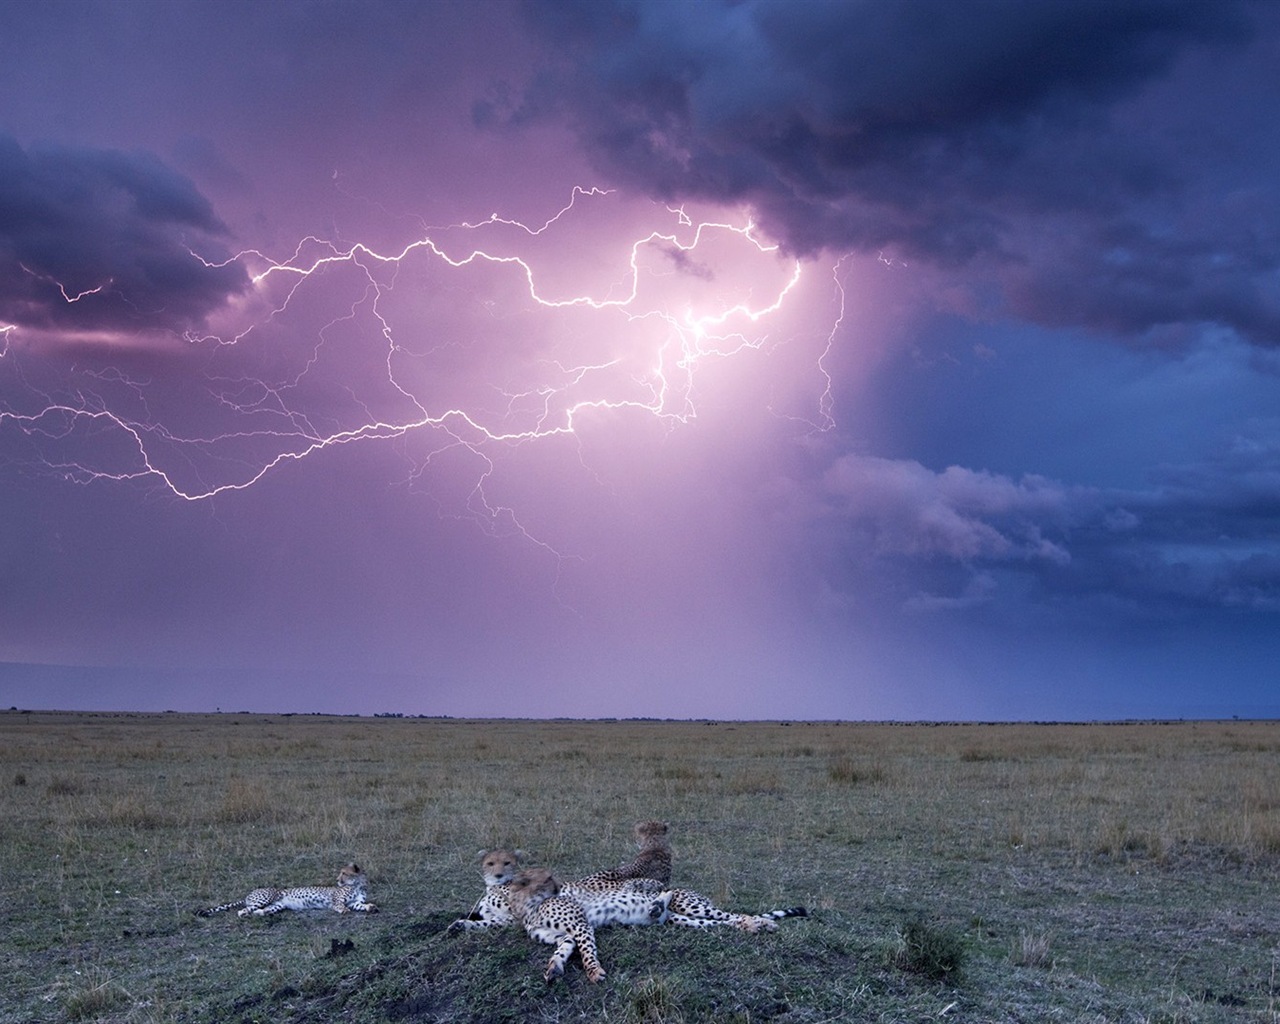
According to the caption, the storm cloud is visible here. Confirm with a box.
[512,0,1279,345]
[808,417,1280,615]
[0,133,248,338]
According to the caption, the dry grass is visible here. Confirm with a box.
[1010,927,1054,969]
[3,712,1280,1023]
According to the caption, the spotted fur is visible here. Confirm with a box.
[195,863,376,918]
[507,868,614,984]
[665,889,808,932]
[575,876,807,933]
[559,876,674,928]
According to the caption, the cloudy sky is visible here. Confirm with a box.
[2,0,1277,719]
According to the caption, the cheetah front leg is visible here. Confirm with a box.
[556,928,606,984]
[574,930,607,983]
[329,891,377,913]
[542,930,606,984]
[543,934,576,983]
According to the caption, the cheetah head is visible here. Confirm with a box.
[476,848,525,887]
[632,820,670,850]
[337,863,366,887]
[507,867,560,920]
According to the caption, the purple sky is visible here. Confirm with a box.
[2,0,1278,719]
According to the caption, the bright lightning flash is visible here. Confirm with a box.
[0,188,844,543]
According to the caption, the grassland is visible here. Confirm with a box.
[3,711,1279,1023]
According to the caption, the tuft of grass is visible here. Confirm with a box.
[959,747,1008,763]
[213,776,279,824]
[63,969,132,1021]
[101,793,171,828]
[889,918,966,981]
[828,756,887,784]
[725,770,782,795]
[626,973,689,1024]
[47,775,84,797]
[1010,928,1054,969]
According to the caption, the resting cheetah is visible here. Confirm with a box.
[572,820,672,888]
[445,839,675,936]
[564,820,804,930]
[446,848,524,933]
[195,862,376,917]
[575,876,807,933]
[508,867,651,984]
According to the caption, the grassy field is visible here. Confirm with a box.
[3,711,1279,1023]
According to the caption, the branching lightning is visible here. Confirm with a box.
[0,188,846,544]
[19,262,114,303]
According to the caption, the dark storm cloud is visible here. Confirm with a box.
[1097,420,1280,610]
[812,420,1280,613]
[513,0,1280,345]
[0,133,249,337]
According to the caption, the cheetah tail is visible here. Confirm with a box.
[194,900,245,917]
[762,906,808,920]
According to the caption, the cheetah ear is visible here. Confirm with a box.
[475,849,488,860]
[514,849,526,860]
[350,864,360,873]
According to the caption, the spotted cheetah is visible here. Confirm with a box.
[572,820,672,888]
[574,875,807,933]
[194,863,376,917]
[448,850,674,937]
[508,867,648,984]
[446,848,524,933]
[563,820,804,931]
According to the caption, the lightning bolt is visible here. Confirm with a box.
[19,263,114,303]
[0,189,845,548]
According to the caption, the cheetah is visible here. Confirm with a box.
[194,862,376,917]
[575,876,807,933]
[572,820,805,932]
[509,867,663,984]
[571,820,672,888]
[446,848,524,933]
[447,839,676,936]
